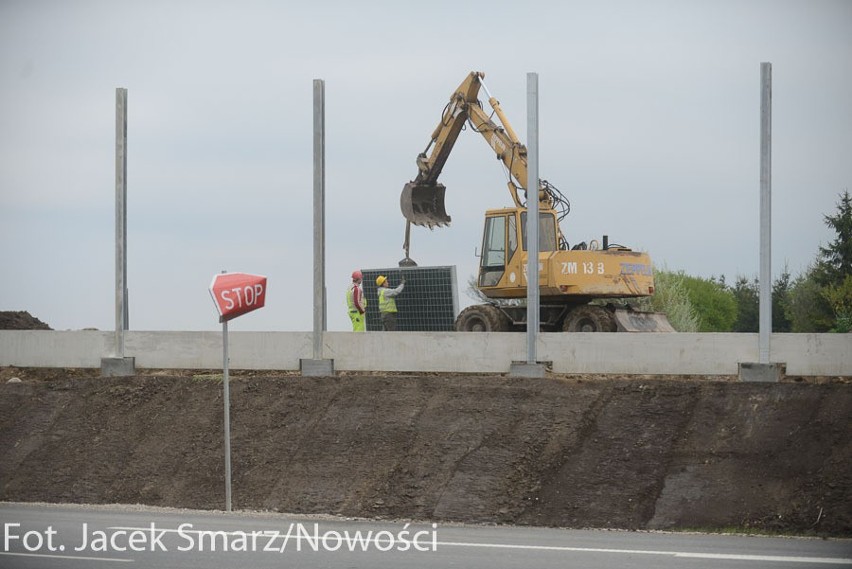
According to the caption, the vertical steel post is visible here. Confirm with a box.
[759,63,772,364]
[526,73,540,363]
[114,88,128,356]
[222,318,232,511]
[313,79,326,358]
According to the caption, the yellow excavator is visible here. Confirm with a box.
[400,71,673,332]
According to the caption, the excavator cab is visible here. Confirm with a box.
[401,182,451,228]
[478,208,558,290]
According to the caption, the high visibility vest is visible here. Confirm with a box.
[378,288,397,313]
[346,284,366,313]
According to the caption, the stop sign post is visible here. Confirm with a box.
[209,271,267,512]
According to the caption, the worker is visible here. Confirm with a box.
[376,274,405,331]
[346,270,367,332]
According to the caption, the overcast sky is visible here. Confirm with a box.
[1,0,850,332]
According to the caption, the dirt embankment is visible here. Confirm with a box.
[0,368,849,536]
[0,311,51,330]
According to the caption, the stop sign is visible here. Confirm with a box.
[209,272,267,322]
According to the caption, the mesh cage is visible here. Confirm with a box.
[360,266,458,331]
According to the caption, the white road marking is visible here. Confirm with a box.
[105,525,852,565]
[437,540,852,565]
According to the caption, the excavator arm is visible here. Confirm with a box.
[465,95,529,209]
[401,71,542,229]
[410,71,483,190]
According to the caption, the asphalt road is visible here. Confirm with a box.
[1,503,850,568]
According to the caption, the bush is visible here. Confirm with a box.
[822,274,852,332]
[679,275,737,332]
[639,269,699,332]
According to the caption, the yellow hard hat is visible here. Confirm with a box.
[376,275,387,286]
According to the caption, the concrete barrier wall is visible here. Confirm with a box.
[539,333,759,375]
[0,331,109,368]
[126,331,312,370]
[0,330,849,376]
[324,332,525,373]
[771,333,852,376]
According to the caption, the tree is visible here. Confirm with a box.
[814,190,852,287]
[728,270,793,333]
[731,276,759,332]
[798,189,852,331]
[822,274,852,333]
[679,274,737,332]
[785,268,834,332]
[772,268,793,332]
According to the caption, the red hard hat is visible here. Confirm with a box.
[351,270,363,280]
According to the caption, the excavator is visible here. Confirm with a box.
[400,71,673,332]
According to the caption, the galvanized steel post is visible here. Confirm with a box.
[759,63,772,363]
[313,79,326,358]
[739,62,782,382]
[115,88,128,356]
[526,73,540,363]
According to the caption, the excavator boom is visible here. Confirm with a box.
[401,71,539,228]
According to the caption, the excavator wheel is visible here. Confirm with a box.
[455,304,510,332]
[562,305,617,333]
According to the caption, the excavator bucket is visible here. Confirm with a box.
[613,307,676,332]
[401,182,451,228]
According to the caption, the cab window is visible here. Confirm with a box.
[479,215,507,287]
[520,212,558,252]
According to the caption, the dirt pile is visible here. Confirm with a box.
[0,369,849,536]
[0,311,52,330]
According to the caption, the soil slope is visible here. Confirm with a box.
[0,369,849,536]
[0,311,51,330]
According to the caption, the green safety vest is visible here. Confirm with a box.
[346,285,366,312]
[378,288,397,313]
